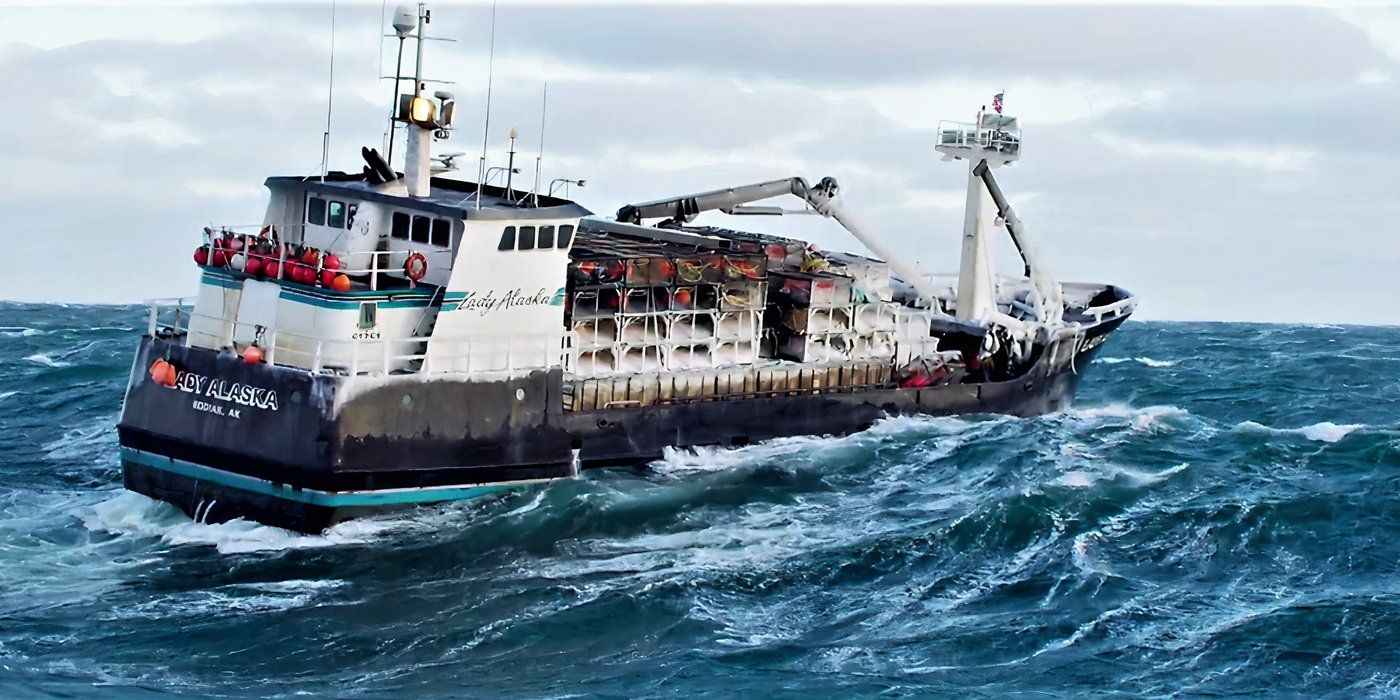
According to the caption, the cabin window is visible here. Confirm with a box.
[328,201,346,228]
[307,197,326,226]
[358,302,377,330]
[391,212,409,239]
[498,226,515,251]
[517,225,536,251]
[411,215,430,244]
[537,225,555,249]
[557,224,574,249]
[431,219,451,247]
[346,203,358,229]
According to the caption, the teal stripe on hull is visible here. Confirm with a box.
[199,270,437,309]
[120,447,528,507]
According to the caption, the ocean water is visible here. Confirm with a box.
[1,302,1397,697]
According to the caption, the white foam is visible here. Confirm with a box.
[22,353,69,367]
[1098,356,1177,367]
[1237,420,1364,444]
[1299,422,1363,443]
[1070,404,1191,432]
[80,491,404,555]
[1055,470,1097,488]
[0,326,42,337]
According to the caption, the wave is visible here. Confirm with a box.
[1235,420,1364,443]
[22,353,70,368]
[79,491,406,555]
[1098,356,1177,367]
[0,326,42,337]
[1068,403,1194,432]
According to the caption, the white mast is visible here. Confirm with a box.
[935,108,1024,323]
[402,2,432,197]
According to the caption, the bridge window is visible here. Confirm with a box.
[538,225,555,249]
[411,215,430,244]
[498,226,515,251]
[431,219,451,247]
[327,201,346,228]
[557,224,574,249]
[517,225,536,251]
[307,197,326,226]
[391,212,409,239]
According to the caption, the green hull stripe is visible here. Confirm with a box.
[121,447,530,507]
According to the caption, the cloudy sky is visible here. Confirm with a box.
[1,1,1397,323]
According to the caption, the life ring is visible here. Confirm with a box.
[404,252,429,281]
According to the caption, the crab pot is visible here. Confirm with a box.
[615,345,664,373]
[667,312,716,342]
[719,281,766,311]
[713,340,758,367]
[666,343,714,371]
[618,314,664,345]
[569,288,623,320]
[572,317,617,347]
[715,310,760,342]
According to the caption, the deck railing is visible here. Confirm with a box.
[146,298,571,377]
[198,224,452,291]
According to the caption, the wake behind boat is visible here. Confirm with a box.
[117,3,1135,533]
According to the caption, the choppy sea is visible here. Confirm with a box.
[1,302,1397,697]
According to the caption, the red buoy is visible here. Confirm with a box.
[244,256,263,277]
[320,269,335,287]
[263,261,280,280]
[194,246,209,266]
[322,254,342,271]
[211,248,228,267]
[242,345,264,365]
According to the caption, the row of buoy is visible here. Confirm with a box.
[149,346,265,386]
[195,235,351,292]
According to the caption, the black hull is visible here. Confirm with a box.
[117,316,1126,533]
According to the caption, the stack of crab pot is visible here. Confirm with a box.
[564,232,767,375]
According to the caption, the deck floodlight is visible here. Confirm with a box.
[409,95,436,126]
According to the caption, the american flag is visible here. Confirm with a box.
[992,92,1004,115]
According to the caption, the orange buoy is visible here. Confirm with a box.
[332,273,351,292]
[149,359,168,384]
[242,344,264,365]
[161,361,178,387]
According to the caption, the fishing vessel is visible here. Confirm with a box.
[117,4,1135,533]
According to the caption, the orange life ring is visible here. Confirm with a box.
[404,252,429,281]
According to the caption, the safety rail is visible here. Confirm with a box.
[145,299,570,377]
[1083,296,1136,323]
[198,224,452,291]
[935,119,1021,155]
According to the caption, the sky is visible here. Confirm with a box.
[1,1,1398,323]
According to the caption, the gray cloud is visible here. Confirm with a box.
[0,4,1396,323]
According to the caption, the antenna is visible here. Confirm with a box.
[532,82,547,206]
[385,4,416,166]
[475,0,497,210]
[504,127,518,196]
[319,0,338,181]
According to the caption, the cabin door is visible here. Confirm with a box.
[233,279,280,346]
